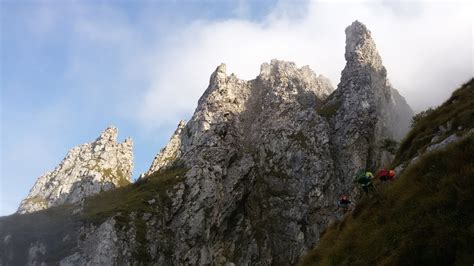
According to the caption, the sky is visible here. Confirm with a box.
[0,0,472,216]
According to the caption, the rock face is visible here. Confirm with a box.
[150,60,335,264]
[17,127,133,214]
[105,21,409,265]
[1,21,414,265]
[145,120,186,176]
[324,21,413,188]
[132,21,411,265]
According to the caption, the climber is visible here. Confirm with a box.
[377,167,389,181]
[355,170,376,195]
[337,195,352,211]
[365,171,374,180]
[388,169,396,180]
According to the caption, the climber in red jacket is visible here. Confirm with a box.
[388,169,396,180]
[377,167,389,182]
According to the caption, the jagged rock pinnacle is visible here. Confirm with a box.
[145,120,186,176]
[327,20,414,182]
[210,63,227,86]
[96,126,118,142]
[257,59,333,98]
[17,126,134,214]
[345,20,383,71]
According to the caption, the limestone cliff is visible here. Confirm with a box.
[1,21,414,265]
[123,22,413,263]
[144,60,336,264]
[324,21,413,190]
[17,127,133,214]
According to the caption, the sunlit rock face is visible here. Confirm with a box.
[146,59,336,265]
[3,21,414,265]
[17,127,133,214]
[144,120,186,176]
[124,21,411,264]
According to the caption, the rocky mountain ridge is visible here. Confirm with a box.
[2,21,414,265]
[17,127,133,214]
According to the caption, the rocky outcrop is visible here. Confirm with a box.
[129,21,411,265]
[29,59,336,265]
[122,22,412,263]
[17,127,133,214]
[59,218,133,265]
[145,120,186,176]
[147,60,334,177]
[1,21,414,265]
[323,21,413,187]
[154,60,335,265]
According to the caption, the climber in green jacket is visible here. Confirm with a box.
[355,170,376,195]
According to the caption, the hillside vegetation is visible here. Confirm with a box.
[394,79,473,165]
[300,80,474,266]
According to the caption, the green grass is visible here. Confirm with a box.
[23,196,48,206]
[115,168,130,187]
[393,79,474,166]
[82,167,187,225]
[379,138,398,154]
[300,135,474,266]
[90,164,131,187]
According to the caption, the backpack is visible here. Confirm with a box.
[389,170,395,178]
[358,175,371,185]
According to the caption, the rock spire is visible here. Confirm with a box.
[344,20,384,71]
[324,20,413,186]
[17,126,133,214]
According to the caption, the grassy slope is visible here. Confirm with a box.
[300,80,474,266]
[394,79,473,165]
[301,136,474,265]
[82,167,187,224]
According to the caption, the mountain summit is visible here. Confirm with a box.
[2,21,415,265]
[344,20,384,70]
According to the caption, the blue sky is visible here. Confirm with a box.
[1,0,472,216]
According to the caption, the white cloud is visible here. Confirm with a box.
[137,1,473,129]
